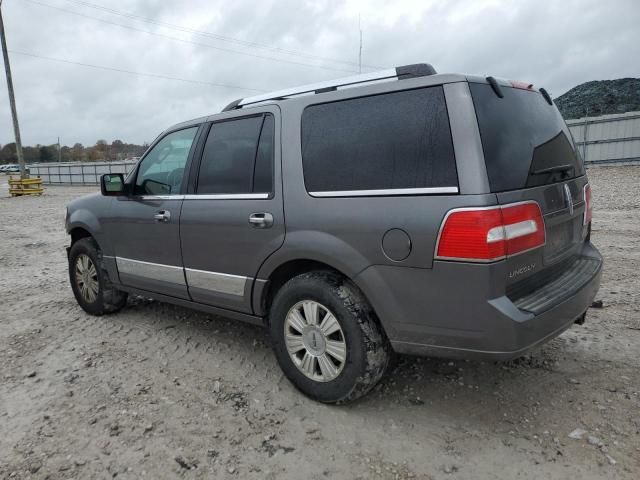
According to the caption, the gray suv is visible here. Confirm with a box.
[66,64,602,403]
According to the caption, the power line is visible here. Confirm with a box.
[23,0,361,74]
[8,49,267,91]
[62,0,383,70]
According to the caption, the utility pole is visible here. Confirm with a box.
[0,0,27,179]
[58,136,61,162]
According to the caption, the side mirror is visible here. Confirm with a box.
[101,173,125,196]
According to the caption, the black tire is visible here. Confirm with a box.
[68,237,127,316]
[269,271,390,404]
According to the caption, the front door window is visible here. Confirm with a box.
[134,127,198,195]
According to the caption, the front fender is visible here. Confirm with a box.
[66,193,113,255]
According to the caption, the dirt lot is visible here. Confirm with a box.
[0,166,638,480]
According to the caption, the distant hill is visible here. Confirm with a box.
[554,78,640,120]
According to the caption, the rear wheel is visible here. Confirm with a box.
[69,238,127,315]
[269,271,390,403]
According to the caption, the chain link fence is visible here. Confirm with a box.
[27,160,138,185]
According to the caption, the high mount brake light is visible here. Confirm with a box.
[510,80,535,91]
[436,202,545,262]
[583,183,593,225]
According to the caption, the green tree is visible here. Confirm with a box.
[87,148,101,161]
[61,146,72,162]
[22,146,39,164]
[39,145,55,162]
[1,143,17,163]
[94,140,108,161]
[71,143,84,161]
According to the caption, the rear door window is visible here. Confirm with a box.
[196,114,274,194]
[253,115,275,193]
[470,83,585,192]
[301,86,458,194]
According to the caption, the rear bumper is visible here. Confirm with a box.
[355,242,602,361]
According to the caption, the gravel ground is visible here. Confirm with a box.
[0,166,638,480]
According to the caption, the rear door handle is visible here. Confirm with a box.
[248,212,273,228]
[153,210,171,222]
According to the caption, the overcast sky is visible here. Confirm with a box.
[1,0,639,147]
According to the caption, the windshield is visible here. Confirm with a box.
[470,83,585,192]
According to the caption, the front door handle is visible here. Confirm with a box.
[153,210,171,223]
[248,212,273,228]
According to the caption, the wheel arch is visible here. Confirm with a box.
[67,223,108,256]
[69,226,94,246]
[67,208,108,255]
[67,222,119,285]
[253,230,375,315]
[255,258,382,334]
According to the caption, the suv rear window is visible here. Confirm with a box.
[470,83,584,192]
[301,86,458,194]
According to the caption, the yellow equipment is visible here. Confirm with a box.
[8,176,44,196]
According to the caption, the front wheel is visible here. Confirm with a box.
[68,238,127,315]
[269,271,390,403]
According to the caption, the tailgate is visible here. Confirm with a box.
[495,177,588,286]
[469,80,590,286]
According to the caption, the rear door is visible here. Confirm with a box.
[180,107,284,313]
[469,82,588,284]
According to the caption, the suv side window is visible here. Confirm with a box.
[196,114,274,194]
[134,127,198,195]
[301,86,458,194]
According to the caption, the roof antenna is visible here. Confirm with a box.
[358,14,362,73]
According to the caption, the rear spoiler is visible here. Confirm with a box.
[485,76,553,105]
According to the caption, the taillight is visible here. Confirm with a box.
[583,183,593,225]
[436,202,545,262]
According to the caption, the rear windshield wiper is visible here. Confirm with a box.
[531,164,574,176]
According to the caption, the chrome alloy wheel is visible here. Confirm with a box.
[75,253,99,303]
[284,300,347,382]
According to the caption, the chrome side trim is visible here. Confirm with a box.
[116,257,186,285]
[137,195,185,200]
[185,268,247,296]
[183,193,269,200]
[132,193,270,200]
[564,183,574,216]
[308,187,459,198]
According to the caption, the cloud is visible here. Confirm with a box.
[0,0,638,146]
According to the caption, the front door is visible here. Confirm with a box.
[110,126,200,299]
[180,108,284,313]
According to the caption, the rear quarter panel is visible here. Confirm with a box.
[256,78,497,314]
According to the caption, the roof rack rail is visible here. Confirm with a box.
[221,63,436,112]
